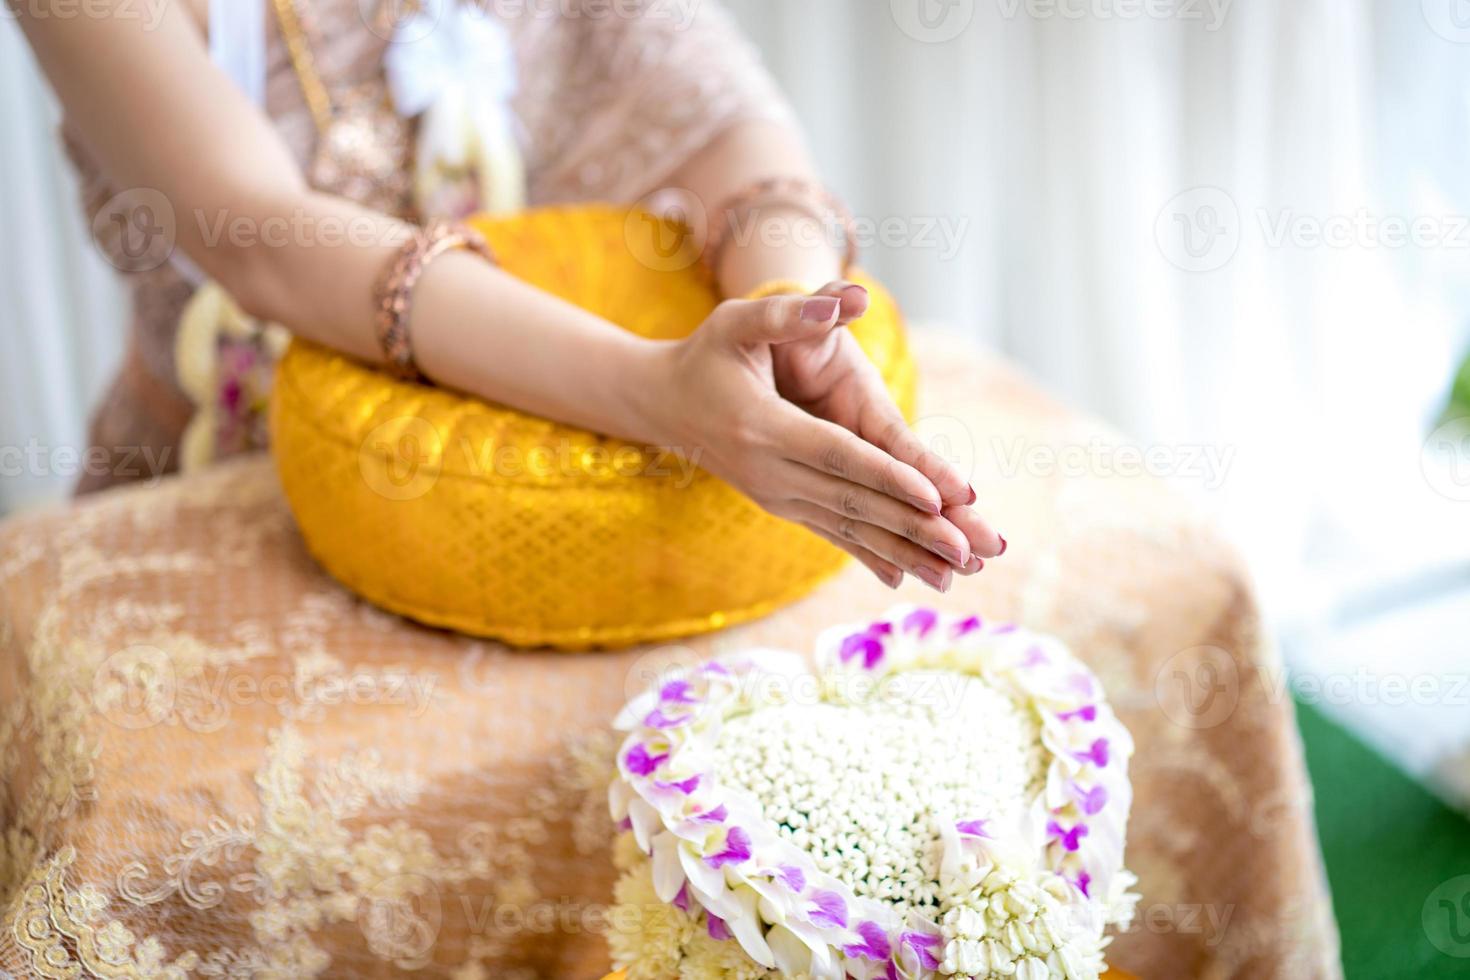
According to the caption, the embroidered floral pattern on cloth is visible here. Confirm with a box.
[0,339,1340,977]
[607,608,1138,979]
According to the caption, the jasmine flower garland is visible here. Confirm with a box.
[607,607,1138,980]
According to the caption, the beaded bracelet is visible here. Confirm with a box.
[374,222,496,382]
[701,178,859,290]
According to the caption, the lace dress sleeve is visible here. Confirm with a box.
[512,0,797,205]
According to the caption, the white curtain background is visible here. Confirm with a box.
[3,0,1470,795]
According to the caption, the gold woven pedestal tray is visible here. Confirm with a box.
[270,206,916,649]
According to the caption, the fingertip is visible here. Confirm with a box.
[836,283,869,322]
[942,504,1004,558]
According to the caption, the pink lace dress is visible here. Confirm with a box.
[67,0,792,493]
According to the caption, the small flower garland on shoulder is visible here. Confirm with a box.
[607,607,1139,980]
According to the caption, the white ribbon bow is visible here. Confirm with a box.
[384,0,527,217]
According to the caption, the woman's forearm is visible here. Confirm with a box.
[20,4,665,444]
[223,190,663,442]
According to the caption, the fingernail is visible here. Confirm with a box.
[883,569,903,589]
[966,485,977,506]
[970,555,986,571]
[935,543,966,567]
[841,283,869,303]
[802,297,840,321]
[915,566,949,592]
[907,494,942,516]
[997,534,1007,556]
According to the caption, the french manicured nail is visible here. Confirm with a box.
[966,485,977,505]
[907,494,942,516]
[915,566,949,592]
[802,297,840,321]
[935,543,966,567]
[997,534,1007,556]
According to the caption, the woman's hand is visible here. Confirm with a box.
[632,288,1002,592]
[772,280,1006,556]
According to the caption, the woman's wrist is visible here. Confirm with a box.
[715,207,844,298]
[613,335,684,449]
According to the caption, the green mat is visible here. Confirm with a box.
[1297,698,1470,978]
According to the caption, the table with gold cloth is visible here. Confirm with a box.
[0,337,1341,979]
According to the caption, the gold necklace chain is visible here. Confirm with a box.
[268,0,334,135]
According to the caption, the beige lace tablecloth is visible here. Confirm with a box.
[0,337,1341,979]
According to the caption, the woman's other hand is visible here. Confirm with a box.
[632,288,1003,592]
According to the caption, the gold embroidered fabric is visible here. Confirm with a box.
[0,336,1340,979]
[271,206,915,649]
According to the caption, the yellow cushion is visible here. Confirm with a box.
[269,205,915,649]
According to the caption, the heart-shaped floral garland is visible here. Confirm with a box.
[608,607,1138,980]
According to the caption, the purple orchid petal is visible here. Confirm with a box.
[1058,704,1098,723]
[901,931,943,970]
[902,608,939,637]
[870,621,894,636]
[654,774,701,795]
[1047,820,1090,852]
[1021,645,1050,668]
[707,913,731,941]
[672,882,690,912]
[992,622,1018,634]
[953,614,983,635]
[1069,870,1093,898]
[1074,737,1110,768]
[643,708,691,730]
[617,816,632,831]
[701,662,730,677]
[694,804,728,824]
[1073,783,1108,815]
[660,679,699,704]
[624,743,667,776]
[839,632,885,670]
[955,819,992,839]
[807,889,848,929]
[775,864,806,892]
[1066,672,1097,697]
[842,921,893,961]
[705,826,752,869]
